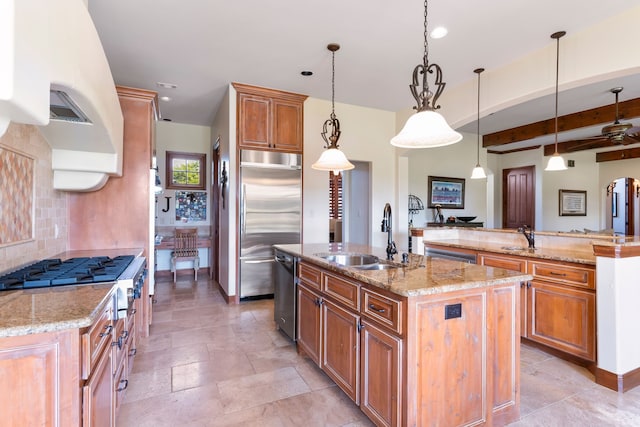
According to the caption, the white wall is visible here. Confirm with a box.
[303,98,397,249]
[155,121,212,226]
[405,132,489,228]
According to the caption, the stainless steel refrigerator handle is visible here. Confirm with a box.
[242,184,247,235]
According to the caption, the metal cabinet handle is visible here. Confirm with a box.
[527,282,532,288]
[131,308,137,315]
[549,271,567,277]
[368,304,386,313]
[129,348,137,357]
[99,324,113,337]
[117,379,129,392]
[112,335,125,350]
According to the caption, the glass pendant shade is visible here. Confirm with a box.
[391,110,463,148]
[471,165,487,179]
[545,153,567,171]
[311,147,354,172]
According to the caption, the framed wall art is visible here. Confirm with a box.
[559,189,587,216]
[427,176,465,209]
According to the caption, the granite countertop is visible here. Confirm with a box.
[275,243,532,298]
[0,248,143,338]
[425,239,597,265]
[0,283,115,337]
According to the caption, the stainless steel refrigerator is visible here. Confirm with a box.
[239,149,301,299]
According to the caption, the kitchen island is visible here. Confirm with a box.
[275,243,532,427]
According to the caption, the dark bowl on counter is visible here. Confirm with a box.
[456,216,477,223]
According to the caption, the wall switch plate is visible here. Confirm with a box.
[445,303,462,319]
[568,160,575,167]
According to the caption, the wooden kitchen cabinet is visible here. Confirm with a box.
[360,319,401,427]
[322,298,360,403]
[527,260,596,361]
[479,251,596,362]
[233,83,307,153]
[0,329,80,427]
[297,282,322,365]
[297,260,519,426]
[82,338,114,427]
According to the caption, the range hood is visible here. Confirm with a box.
[0,0,124,192]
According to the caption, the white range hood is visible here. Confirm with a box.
[0,0,124,192]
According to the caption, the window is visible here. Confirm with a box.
[329,172,343,220]
[166,151,206,190]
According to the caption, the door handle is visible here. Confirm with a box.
[242,184,247,236]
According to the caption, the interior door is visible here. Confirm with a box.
[502,166,535,229]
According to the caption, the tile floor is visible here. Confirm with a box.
[117,277,640,427]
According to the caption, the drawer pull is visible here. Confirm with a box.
[368,304,386,313]
[549,271,567,277]
[117,379,129,392]
[99,324,113,337]
[129,348,137,357]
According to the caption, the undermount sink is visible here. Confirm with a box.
[354,263,399,271]
[317,253,380,266]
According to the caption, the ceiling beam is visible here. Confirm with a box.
[596,147,640,163]
[542,139,619,155]
[483,97,640,147]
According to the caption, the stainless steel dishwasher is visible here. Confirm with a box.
[273,249,297,341]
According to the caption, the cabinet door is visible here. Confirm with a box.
[82,345,114,427]
[479,252,528,337]
[360,320,401,427]
[322,299,360,404]
[272,98,303,152]
[528,280,596,361]
[297,283,322,365]
[238,93,271,150]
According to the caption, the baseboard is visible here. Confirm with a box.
[595,366,640,393]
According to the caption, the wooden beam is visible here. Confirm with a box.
[488,145,541,155]
[542,139,619,155]
[596,147,640,162]
[483,97,640,147]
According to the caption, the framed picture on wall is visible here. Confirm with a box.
[427,176,465,209]
[559,189,587,216]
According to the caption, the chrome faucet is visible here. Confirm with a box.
[518,225,535,249]
[381,203,397,260]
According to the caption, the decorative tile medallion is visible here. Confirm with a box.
[0,145,35,245]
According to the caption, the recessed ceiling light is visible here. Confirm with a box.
[430,26,448,39]
[157,82,177,89]
[160,96,171,102]
[301,71,313,76]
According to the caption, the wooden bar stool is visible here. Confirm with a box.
[171,228,199,282]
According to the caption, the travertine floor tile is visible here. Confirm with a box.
[217,366,311,414]
[117,277,640,427]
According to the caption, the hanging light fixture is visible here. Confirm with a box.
[390,0,462,148]
[312,43,354,173]
[470,68,487,179]
[545,31,568,171]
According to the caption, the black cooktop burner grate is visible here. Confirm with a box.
[0,255,135,291]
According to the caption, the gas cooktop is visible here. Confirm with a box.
[0,255,135,291]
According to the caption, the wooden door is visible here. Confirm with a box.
[360,320,401,427]
[322,299,360,403]
[297,284,322,365]
[503,166,535,229]
[82,344,114,427]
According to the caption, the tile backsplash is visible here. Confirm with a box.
[0,124,68,273]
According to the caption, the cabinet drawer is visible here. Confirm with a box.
[299,262,322,290]
[528,261,594,289]
[323,273,360,310]
[112,317,129,376]
[362,288,403,335]
[478,253,527,272]
[81,301,113,380]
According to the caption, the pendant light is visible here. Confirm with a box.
[312,44,354,173]
[390,0,462,148]
[470,68,487,179]
[545,31,568,171]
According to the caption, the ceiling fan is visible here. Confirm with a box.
[566,87,640,151]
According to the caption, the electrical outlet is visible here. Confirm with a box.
[444,303,462,319]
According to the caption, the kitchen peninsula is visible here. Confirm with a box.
[275,243,532,427]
